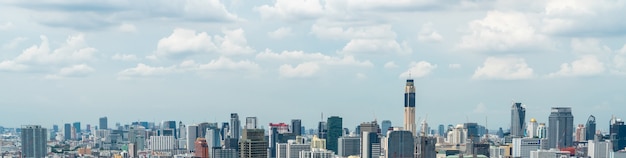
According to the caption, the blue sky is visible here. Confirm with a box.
[1,0,625,132]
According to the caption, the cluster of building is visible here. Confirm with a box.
[1,79,626,158]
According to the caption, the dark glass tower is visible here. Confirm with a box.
[20,125,47,158]
[511,102,526,137]
[318,121,327,139]
[291,119,302,136]
[327,116,343,153]
[381,120,392,136]
[64,123,71,140]
[99,117,108,130]
[548,107,574,148]
[386,130,414,158]
[586,115,596,141]
[230,113,240,139]
[610,116,626,152]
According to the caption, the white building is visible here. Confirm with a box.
[446,124,466,145]
[299,148,334,158]
[149,136,175,151]
[588,140,612,158]
[512,138,547,158]
[185,124,198,152]
[536,123,547,139]
[527,118,538,138]
[529,149,569,158]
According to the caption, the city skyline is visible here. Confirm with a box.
[1,0,626,131]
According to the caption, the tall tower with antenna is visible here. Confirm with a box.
[404,78,417,136]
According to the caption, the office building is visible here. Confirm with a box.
[20,125,47,158]
[362,131,381,158]
[360,121,380,134]
[338,135,360,157]
[230,113,240,139]
[205,127,221,150]
[212,148,238,158]
[245,117,257,129]
[99,117,108,130]
[161,121,177,139]
[529,149,569,158]
[447,124,466,145]
[438,124,445,137]
[381,120,392,136]
[269,123,290,158]
[240,128,268,158]
[465,123,479,143]
[311,135,326,149]
[195,138,209,158]
[512,138,548,158]
[576,124,586,142]
[404,79,416,136]
[511,102,526,137]
[610,116,626,152]
[586,115,596,141]
[417,136,436,158]
[186,124,199,152]
[149,136,175,151]
[326,116,342,153]
[548,107,574,148]
[277,139,311,158]
[64,123,71,140]
[291,119,302,136]
[537,123,547,139]
[386,130,414,158]
[128,125,146,150]
[527,118,538,138]
[318,121,327,139]
[588,140,611,158]
[299,149,334,158]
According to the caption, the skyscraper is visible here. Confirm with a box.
[338,136,360,157]
[511,102,526,137]
[194,138,209,158]
[187,124,199,152]
[438,124,445,137]
[404,79,416,136]
[575,124,586,142]
[381,120,392,136]
[20,125,47,158]
[240,128,268,158]
[230,113,240,139]
[99,117,108,130]
[386,130,414,158]
[291,119,302,136]
[548,107,574,148]
[326,116,343,153]
[245,117,257,129]
[537,123,547,139]
[610,116,626,152]
[361,131,381,158]
[318,121,327,139]
[527,118,538,138]
[586,115,596,141]
[161,121,177,139]
[64,123,71,140]
[73,122,81,134]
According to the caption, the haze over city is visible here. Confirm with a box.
[1,0,626,133]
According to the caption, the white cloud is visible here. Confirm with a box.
[195,57,260,71]
[384,61,399,69]
[256,49,373,67]
[118,23,137,33]
[0,61,28,72]
[399,61,437,78]
[155,28,254,59]
[356,73,367,79]
[2,37,28,49]
[111,53,139,61]
[268,27,293,39]
[255,0,324,21]
[542,0,626,36]
[614,45,626,74]
[549,55,605,77]
[118,57,261,79]
[14,34,96,64]
[118,63,178,79]
[472,57,534,80]
[570,38,612,55]
[45,64,95,79]
[473,103,487,113]
[417,22,444,42]
[279,62,320,78]
[341,39,412,55]
[310,24,412,55]
[449,64,461,69]
[459,11,550,53]
[0,22,13,30]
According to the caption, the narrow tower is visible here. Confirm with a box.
[404,79,416,136]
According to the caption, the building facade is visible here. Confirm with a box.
[20,125,47,158]
[386,130,414,158]
[511,102,526,137]
[326,116,343,153]
[404,79,416,136]
[548,107,574,149]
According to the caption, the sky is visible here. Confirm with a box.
[1,0,625,133]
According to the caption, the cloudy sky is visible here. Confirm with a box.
[1,0,625,132]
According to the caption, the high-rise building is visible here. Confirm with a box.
[186,124,199,152]
[245,117,257,129]
[205,127,221,150]
[338,136,360,157]
[73,122,81,134]
[610,116,626,152]
[575,124,586,142]
[230,113,240,139]
[291,119,302,136]
[586,115,596,141]
[311,135,326,150]
[240,128,268,158]
[195,138,209,158]
[318,121,327,139]
[527,118,538,138]
[588,139,612,158]
[128,125,146,150]
[548,107,574,148]
[465,123,479,143]
[20,125,47,158]
[269,123,290,158]
[381,120,392,136]
[161,121,177,139]
[326,116,342,153]
[361,131,381,158]
[148,136,175,151]
[511,102,526,137]
[99,117,108,130]
[438,124,445,137]
[512,138,548,158]
[287,141,311,158]
[537,123,547,139]
[404,79,416,136]
[64,123,71,140]
[416,136,436,158]
[360,121,380,134]
[447,124,466,145]
[386,130,414,158]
